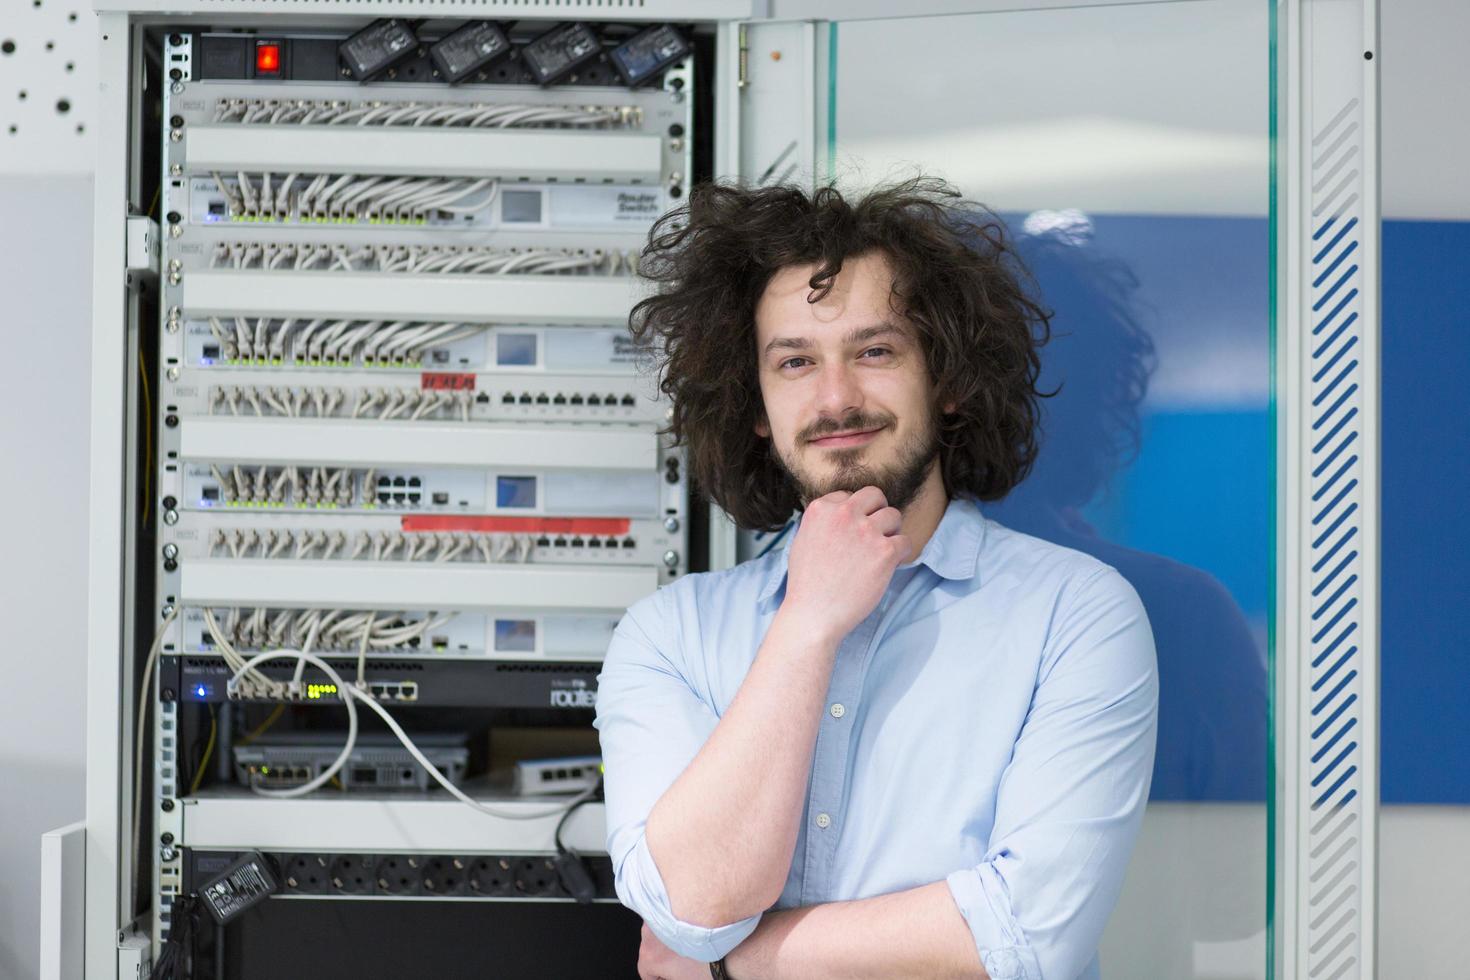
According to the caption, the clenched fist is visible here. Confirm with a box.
[782,486,911,643]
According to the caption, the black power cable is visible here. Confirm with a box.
[148,895,202,980]
[551,774,604,905]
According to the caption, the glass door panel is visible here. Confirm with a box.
[828,3,1272,977]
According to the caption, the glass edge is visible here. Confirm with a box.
[826,22,839,184]
[822,9,1284,972]
[1266,0,1280,978]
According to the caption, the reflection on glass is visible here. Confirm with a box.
[991,217,1268,804]
[829,1,1271,976]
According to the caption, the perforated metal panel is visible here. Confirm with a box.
[0,0,95,173]
[1278,1,1379,977]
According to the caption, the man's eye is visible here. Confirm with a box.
[780,357,810,370]
[860,347,891,359]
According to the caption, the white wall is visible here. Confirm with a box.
[0,174,94,980]
[0,2,1461,978]
[1380,1,1470,220]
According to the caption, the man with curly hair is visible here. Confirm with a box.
[593,178,1158,980]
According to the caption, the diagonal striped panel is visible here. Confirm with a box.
[1304,95,1366,980]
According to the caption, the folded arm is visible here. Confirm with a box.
[596,490,909,960]
[722,881,988,980]
[725,565,1159,979]
[594,595,843,960]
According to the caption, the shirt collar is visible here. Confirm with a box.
[756,496,987,606]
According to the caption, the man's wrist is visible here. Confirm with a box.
[769,603,846,654]
[708,957,730,980]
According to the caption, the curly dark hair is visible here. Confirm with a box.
[630,176,1052,532]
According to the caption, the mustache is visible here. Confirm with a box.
[799,411,896,443]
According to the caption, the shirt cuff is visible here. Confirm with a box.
[945,865,1045,980]
[616,832,763,962]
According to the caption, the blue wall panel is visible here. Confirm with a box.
[990,215,1470,804]
[1380,219,1470,805]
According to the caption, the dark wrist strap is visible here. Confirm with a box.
[709,957,730,980]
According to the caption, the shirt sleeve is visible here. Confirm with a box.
[945,565,1159,980]
[593,591,763,962]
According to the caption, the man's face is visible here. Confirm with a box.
[753,251,941,510]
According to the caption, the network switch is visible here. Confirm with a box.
[233,733,470,792]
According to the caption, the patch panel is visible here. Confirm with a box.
[175,463,675,519]
[209,97,644,130]
[165,517,674,571]
[188,176,665,232]
[199,382,653,424]
[175,607,623,664]
[183,320,646,374]
[199,528,649,564]
[201,240,630,276]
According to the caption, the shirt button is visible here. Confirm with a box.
[815,812,831,829]
[829,703,846,719]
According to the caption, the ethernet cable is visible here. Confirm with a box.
[273,173,298,214]
[409,391,450,421]
[210,172,241,216]
[236,170,257,214]
[202,608,282,697]
[354,611,377,687]
[231,317,251,355]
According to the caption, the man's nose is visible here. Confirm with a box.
[813,362,863,419]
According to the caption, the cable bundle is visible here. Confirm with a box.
[207,606,453,658]
[208,528,539,564]
[204,316,485,365]
[209,384,473,421]
[212,97,640,130]
[207,241,623,276]
[210,170,498,222]
[207,464,362,507]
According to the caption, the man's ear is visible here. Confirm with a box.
[754,415,770,438]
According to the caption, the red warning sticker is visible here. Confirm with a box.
[400,515,632,535]
[420,372,476,391]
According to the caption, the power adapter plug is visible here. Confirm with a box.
[553,849,596,905]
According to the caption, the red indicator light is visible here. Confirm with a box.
[255,44,281,74]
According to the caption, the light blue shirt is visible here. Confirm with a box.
[593,497,1158,980]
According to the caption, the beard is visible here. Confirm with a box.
[773,408,941,512]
